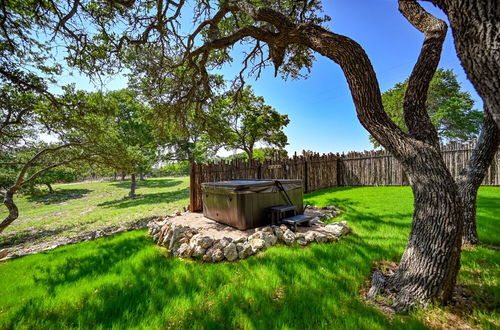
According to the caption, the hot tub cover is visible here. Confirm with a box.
[201,179,304,230]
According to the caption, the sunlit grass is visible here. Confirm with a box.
[0,186,497,329]
[0,177,189,248]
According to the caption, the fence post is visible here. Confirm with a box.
[189,162,196,211]
[336,156,341,186]
[304,160,309,193]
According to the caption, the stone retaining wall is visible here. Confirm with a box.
[147,209,351,262]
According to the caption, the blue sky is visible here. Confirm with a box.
[60,0,482,155]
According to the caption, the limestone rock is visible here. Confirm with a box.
[224,242,238,261]
[177,243,193,258]
[191,235,214,249]
[233,237,246,244]
[237,242,253,259]
[257,226,273,234]
[315,233,328,243]
[297,237,308,246]
[249,238,266,252]
[220,237,233,248]
[262,233,277,247]
[272,226,284,241]
[204,246,225,262]
[282,229,296,245]
[191,245,206,258]
[310,217,325,226]
[211,248,225,262]
[325,222,351,237]
[304,231,316,243]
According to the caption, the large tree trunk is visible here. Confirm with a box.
[429,0,500,128]
[390,146,463,310]
[456,110,500,245]
[0,189,19,233]
[129,173,136,198]
[299,24,462,309]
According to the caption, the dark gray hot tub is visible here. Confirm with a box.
[201,179,304,230]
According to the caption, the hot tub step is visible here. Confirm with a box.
[282,214,312,232]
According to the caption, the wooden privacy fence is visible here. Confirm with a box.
[190,153,338,211]
[189,141,500,211]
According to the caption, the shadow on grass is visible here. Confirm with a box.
[26,189,93,205]
[0,226,73,248]
[97,188,189,209]
[109,178,184,190]
[3,230,428,329]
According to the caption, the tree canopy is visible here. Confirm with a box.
[216,86,289,160]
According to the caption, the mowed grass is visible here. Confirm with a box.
[0,186,498,329]
[0,177,189,248]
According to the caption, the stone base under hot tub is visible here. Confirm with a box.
[147,205,351,262]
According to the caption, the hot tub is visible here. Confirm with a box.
[201,179,304,230]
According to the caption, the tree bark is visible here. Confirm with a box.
[139,172,145,181]
[426,0,500,128]
[456,109,500,245]
[0,189,19,233]
[113,172,117,181]
[46,183,54,194]
[129,173,136,198]
[121,172,126,181]
[390,148,463,310]
[244,148,254,160]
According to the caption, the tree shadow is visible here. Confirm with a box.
[26,189,93,205]
[3,231,426,329]
[0,226,73,248]
[109,178,184,190]
[97,188,189,209]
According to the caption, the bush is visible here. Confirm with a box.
[154,161,190,177]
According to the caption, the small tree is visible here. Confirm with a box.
[220,86,290,160]
[91,90,159,198]
[34,168,78,193]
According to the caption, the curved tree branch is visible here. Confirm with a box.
[399,0,446,147]
[185,3,412,159]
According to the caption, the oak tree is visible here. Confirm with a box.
[218,86,289,160]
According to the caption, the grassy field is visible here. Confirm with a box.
[0,186,498,329]
[0,177,189,252]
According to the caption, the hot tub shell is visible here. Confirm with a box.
[201,179,304,230]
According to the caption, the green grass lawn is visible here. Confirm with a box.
[0,177,189,251]
[0,186,498,329]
